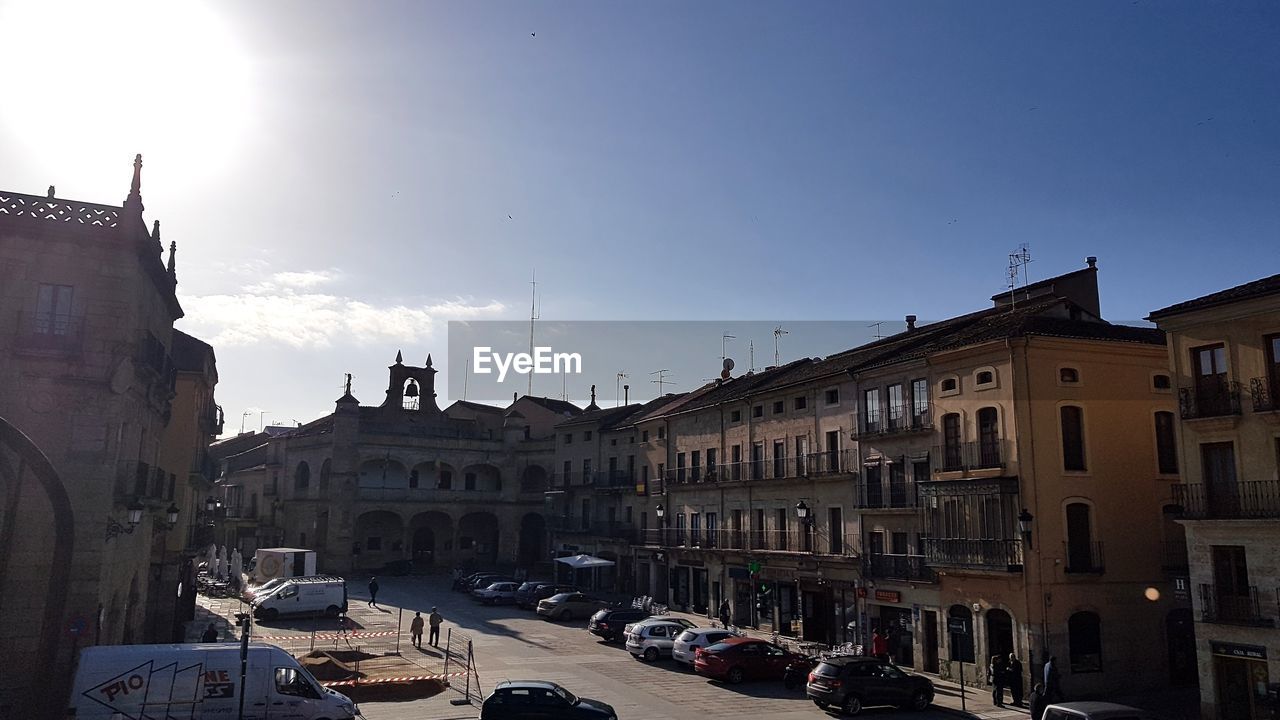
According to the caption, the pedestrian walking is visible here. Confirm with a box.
[989,654,1007,707]
[1043,655,1063,702]
[409,611,425,649]
[200,622,218,643]
[1028,682,1049,720]
[1008,653,1025,706]
[428,606,443,647]
[871,627,889,661]
[718,599,732,629]
[368,576,379,607]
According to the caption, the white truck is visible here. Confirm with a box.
[248,547,317,584]
[253,576,348,620]
[68,642,357,719]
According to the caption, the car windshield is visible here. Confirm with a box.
[880,664,907,679]
[677,630,696,642]
[814,662,843,677]
[547,592,573,602]
[704,641,735,653]
[552,686,578,705]
[517,582,538,591]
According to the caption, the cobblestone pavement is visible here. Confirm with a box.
[193,574,1009,720]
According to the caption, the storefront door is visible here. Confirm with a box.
[878,606,915,667]
[1215,654,1268,720]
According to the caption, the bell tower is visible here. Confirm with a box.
[381,351,440,414]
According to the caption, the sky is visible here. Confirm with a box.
[1,0,1278,432]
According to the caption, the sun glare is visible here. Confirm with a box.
[0,0,252,188]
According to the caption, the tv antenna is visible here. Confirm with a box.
[1007,244,1032,311]
[616,371,629,407]
[527,269,540,395]
[773,326,789,366]
[463,359,470,400]
[748,340,756,372]
[240,410,252,434]
[721,333,736,362]
[650,369,673,396]
[868,321,885,340]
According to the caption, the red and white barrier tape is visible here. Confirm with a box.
[321,670,467,687]
[255,630,398,641]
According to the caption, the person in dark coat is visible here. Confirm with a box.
[1028,682,1049,720]
[988,654,1007,707]
[200,623,219,643]
[1043,655,1063,702]
[368,576,380,607]
[718,599,732,628]
[1008,653,1025,706]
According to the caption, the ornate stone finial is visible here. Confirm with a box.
[124,153,144,211]
[395,350,403,364]
[167,240,177,275]
[47,185,55,198]
[591,385,597,404]
[345,373,352,394]
[425,353,433,368]
[152,219,161,240]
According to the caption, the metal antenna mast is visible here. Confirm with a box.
[527,269,540,396]
[773,326,789,367]
[749,340,755,372]
[868,322,885,340]
[722,333,736,362]
[1007,244,1032,312]
[650,369,673,396]
[616,371,629,407]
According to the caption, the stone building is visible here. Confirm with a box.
[0,158,216,716]
[634,260,1184,696]
[215,354,577,575]
[1150,273,1280,720]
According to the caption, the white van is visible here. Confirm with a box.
[253,576,348,620]
[69,642,357,719]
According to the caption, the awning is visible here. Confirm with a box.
[555,554,616,569]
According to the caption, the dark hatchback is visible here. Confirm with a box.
[515,581,577,609]
[806,656,934,715]
[480,680,616,720]
[587,608,649,643]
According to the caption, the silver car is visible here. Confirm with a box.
[625,621,690,662]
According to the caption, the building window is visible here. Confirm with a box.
[409,469,419,488]
[465,472,477,491]
[864,389,882,433]
[773,440,786,479]
[1267,334,1280,403]
[1060,367,1080,384]
[582,459,592,484]
[751,442,764,480]
[1061,406,1087,471]
[1193,344,1230,413]
[794,396,807,410]
[1065,502,1097,572]
[610,438,617,446]
[1068,611,1102,673]
[752,404,764,418]
[887,384,905,429]
[294,461,310,491]
[825,388,840,405]
[584,430,592,441]
[564,433,572,444]
[772,400,784,415]
[940,377,959,395]
[642,430,650,441]
[975,369,996,387]
[1152,374,1171,390]
[439,470,452,489]
[34,283,74,335]
[706,448,717,478]
[730,409,742,422]
[977,407,1000,466]
[658,426,665,439]
[690,451,701,482]
[1155,411,1178,474]
[942,413,962,471]
[676,453,686,484]
[828,507,843,554]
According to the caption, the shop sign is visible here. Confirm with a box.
[948,618,971,635]
[728,566,751,579]
[874,590,901,603]
[1212,642,1266,660]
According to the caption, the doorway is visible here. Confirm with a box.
[922,611,940,673]
[1166,609,1197,687]
[1215,654,1267,720]
[412,527,435,567]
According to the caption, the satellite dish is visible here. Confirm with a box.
[723,358,735,371]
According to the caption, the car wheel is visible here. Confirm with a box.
[643,647,659,662]
[726,667,745,684]
[325,605,340,617]
[842,695,863,716]
[909,690,930,711]
[813,700,829,710]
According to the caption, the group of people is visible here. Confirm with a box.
[408,608,443,648]
[991,652,1064,720]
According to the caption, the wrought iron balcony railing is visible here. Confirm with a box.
[666,449,855,485]
[1172,480,1280,519]
[857,404,934,438]
[549,517,638,542]
[921,538,1023,570]
[857,475,918,509]
[1251,376,1278,413]
[863,553,937,582]
[639,527,858,556]
[1198,584,1275,626]
[1063,541,1105,574]
[14,311,85,355]
[1179,381,1242,419]
[932,440,1007,474]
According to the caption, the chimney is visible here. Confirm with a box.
[624,385,630,404]
[906,315,917,332]
[1086,256,1097,269]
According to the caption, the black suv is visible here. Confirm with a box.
[587,608,649,643]
[806,656,934,715]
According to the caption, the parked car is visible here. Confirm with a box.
[536,592,611,621]
[1042,703,1163,720]
[453,571,495,592]
[806,656,934,715]
[671,628,737,666]
[587,608,649,643]
[480,680,616,720]
[625,620,690,661]
[693,636,803,684]
[622,615,696,637]
[516,582,577,609]
[473,581,521,605]
[466,574,515,592]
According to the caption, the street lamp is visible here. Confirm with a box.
[205,496,216,513]
[126,501,145,526]
[795,501,810,522]
[796,501,814,552]
[1018,508,1034,549]
[166,504,180,528]
[655,503,665,520]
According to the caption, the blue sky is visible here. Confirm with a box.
[1,1,1277,430]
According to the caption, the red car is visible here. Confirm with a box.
[693,636,802,684]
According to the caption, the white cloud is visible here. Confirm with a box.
[178,270,505,348]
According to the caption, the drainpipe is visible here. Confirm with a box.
[1012,337,1048,672]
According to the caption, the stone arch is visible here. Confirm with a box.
[519,464,549,493]
[354,510,405,569]
[517,512,547,567]
[985,607,1014,661]
[436,462,457,490]
[358,458,409,490]
[0,416,75,718]
[319,459,331,493]
[294,461,311,494]
[409,511,453,568]
[461,463,502,492]
[457,511,500,565]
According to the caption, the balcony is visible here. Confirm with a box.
[549,517,638,542]
[201,404,225,435]
[595,470,637,492]
[863,553,937,583]
[1198,584,1275,627]
[856,404,934,438]
[1172,480,1280,520]
[933,440,1006,474]
[921,538,1023,571]
[857,474,918,509]
[1063,541,1105,574]
[14,311,84,355]
[640,527,857,557]
[666,450,855,486]
[1179,381,1242,420]
[1250,377,1278,413]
